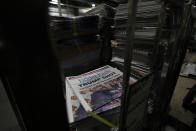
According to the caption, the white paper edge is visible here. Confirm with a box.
[66,78,92,112]
[65,79,74,123]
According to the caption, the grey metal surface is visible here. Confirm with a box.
[0,80,21,131]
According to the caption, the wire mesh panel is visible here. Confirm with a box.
[49,0,163,130]
[123,73,154,131]
[117,0,162,130]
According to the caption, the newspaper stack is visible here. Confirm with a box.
[84,4,116,35]
[84,4,116,64]
[84,4,116,18]
[111,0,161,79]
[50,15,103,75]
[50,15,99,42]
[66,65,137,123]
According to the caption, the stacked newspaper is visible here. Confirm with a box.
[84,3,116,36]
[111,0,161,79]
[65,65,137,123]
[50,15,99,41]
[50,15,103,75]
[84,4,116,18]
[84,4,116,65]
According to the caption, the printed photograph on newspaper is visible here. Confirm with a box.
[65,65,136,123]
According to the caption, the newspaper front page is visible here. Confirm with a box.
[66,65,136,123]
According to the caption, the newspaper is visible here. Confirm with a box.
[66,65,126,123]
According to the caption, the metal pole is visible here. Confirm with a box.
[119,0,138,130]
[57,0,62,16]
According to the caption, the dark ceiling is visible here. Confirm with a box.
[50,0,119,7]
[49,0,185,9]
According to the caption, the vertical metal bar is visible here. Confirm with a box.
[119,0,138,130]
[57,0,62,16]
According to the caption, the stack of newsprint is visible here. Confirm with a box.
[111,0,161,79]
[50,15,102,75]
[50,16,99,42]
[84,3,116,18]
[84,3,116,38]
[84,4,116,65]
[65,65,137,123]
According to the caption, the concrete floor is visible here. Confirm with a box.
[170,76,196,126]
[169,51,196,127]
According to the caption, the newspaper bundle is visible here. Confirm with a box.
[111,0,161,79]
[66,65,136,123]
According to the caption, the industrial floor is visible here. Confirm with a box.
[169,51,196,127]
[169,76,196,126]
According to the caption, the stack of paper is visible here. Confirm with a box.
[111,0,161,79]
[50,15,102,75]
